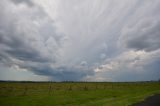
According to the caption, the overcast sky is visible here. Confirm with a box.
[0,0,160,81]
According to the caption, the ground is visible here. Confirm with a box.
[0,82,160,106]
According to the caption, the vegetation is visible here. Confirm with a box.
[0,82,160,106]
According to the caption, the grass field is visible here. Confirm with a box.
[0,82,160,106]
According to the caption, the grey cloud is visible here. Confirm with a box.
[0,5,54,63]
[120,0,160,52]
[0,0,95,81]
[0,1,58,76]
[17,62,93,81]
[1,0,160,81]
[125,21,160,52]
[11,0,34,7]
[0,34,45,62]
[52,67,93,81]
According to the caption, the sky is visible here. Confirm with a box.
[0,0,160,81]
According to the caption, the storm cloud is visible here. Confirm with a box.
[119,2,160,52]
[0,0,160,81]
[11,0,34,7]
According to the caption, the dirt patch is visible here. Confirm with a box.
[132,94,160,106]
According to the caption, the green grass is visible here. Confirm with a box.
[0,82,160,106]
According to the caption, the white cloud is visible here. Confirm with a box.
[94,49,160,81]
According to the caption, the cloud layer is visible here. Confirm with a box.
[0,0,160,81]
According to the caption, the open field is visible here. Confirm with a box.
[0,82,160,106]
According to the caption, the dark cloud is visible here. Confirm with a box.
[17,63,93,81]
[53,67,94,81]
[126,21,160,52]
[0,1,56,75]
[0,0,94,81]
[119,1,160,52]
[0,5,53,63]
[11,0,34,7]
[1,0,160,81]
